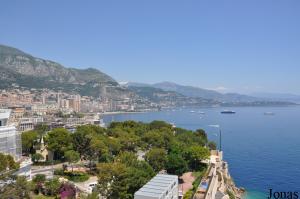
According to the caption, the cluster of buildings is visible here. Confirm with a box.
[0,88,239,199]
[0,88,139,114]
[0,88,140,132]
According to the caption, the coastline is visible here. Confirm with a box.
[101,111,149,115]
[102,104,300,116]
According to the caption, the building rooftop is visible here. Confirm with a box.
[134,174,178,198]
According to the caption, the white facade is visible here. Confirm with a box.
[0,109,22,160]
[134,174,178,199]
[18,117,44,132]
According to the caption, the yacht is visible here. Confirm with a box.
[264,112,275,116]
[221,110,236,114]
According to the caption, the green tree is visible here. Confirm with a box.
[0,153,19,172]
[86,137,108,164]
[64,150,80,172]
[97,162,129,199]
[35,124,49,138]
[6,154,19,170]
[31,153,44,163]
[115,151,138,167]
[33,174,46,184]
[106,137,121,156]
[126,167,153,196]
[166,153,188,175]
[195,129,208,144]
[145,148,167,172]
[89,125,107,135]
[0,153,7,172]
[21,130,38,154]
[176,131,195,146]
[142,128,173,149]
[32,174,46,194]
[72,125,94,158]
[134,161,155,177]
[142,130,165,149]
[0,176,31,199]
[44,178,61,196]
[184,146,210,170]
[117,131,140,151]
[208,141,217,150]
[149,120,172,130]
[97,161,153,198]
[47,128,72,160]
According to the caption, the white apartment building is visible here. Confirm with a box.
[0,109,22,161]
[134,174,178,199]
[18,117,44,132]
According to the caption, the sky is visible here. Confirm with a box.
[1,0,300,94]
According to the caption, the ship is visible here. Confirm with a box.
[264,112,275,116]
[221,110,236,114]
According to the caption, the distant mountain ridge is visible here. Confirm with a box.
[251,92,300,103]
[127,81,260,103]
[0,44,119,97]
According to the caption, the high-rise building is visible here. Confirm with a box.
[0,109,21,161]
[69,95,81,112]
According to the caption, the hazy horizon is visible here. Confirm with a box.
[1,1,300,94]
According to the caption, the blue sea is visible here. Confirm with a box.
[103,106,300,199]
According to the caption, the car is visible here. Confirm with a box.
[87,182,97,193]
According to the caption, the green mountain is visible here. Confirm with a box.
[127,82,296,106]
[152,82,259,102]
[0,44,119,97]
[128,86,218,106]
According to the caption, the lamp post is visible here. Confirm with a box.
[208,125,222,151]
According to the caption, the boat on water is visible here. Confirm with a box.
[221,110,236,114]
[264,112,275,116]
[198,111,205,114]
[190,110,196,113]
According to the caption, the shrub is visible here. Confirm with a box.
[227,190,235,199]
[183,190,194,199]
[54,169,64,176]
[54,169,89,182]
[66,171,89,182]
[192,171,205,191]
[44,178,61,196]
